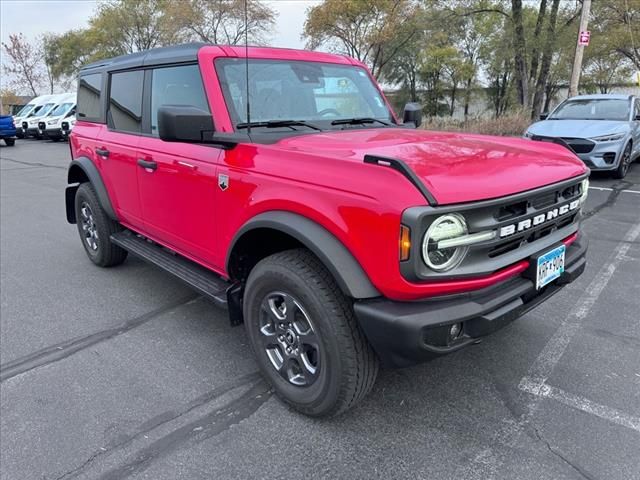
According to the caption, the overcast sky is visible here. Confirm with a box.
[0,0,322,48]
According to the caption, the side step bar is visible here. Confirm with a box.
[111,230,230,308]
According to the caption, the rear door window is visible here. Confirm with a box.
[77,74,103,121]
[109,70,144,133]
[150,64,209,136]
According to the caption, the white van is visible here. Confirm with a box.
[23,93,74,139]
[40,93,76,141]
[13,94,57,138]
[60,116,76,140]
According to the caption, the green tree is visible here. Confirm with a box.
[594,0,640,71]
[303,0,422,78]
[89,0,180,56]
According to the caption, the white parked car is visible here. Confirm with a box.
[40,93,76,142]
[23,93,74,139]
[13,94,57,138]
[60,116,76,140]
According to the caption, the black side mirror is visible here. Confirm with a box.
[158,105,243,149]
[158,105,215,142]
[540,113,549,120]
[403,102,423,128]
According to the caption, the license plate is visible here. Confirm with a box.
[536,245,565,289]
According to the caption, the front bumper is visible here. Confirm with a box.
[44,128,63,139]
[576,141,626,170]
[354,234,587,368]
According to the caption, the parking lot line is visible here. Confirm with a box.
[521,219,640,393]
[519,379,640,433]
[589,186,640,195]
[461,219,640,477]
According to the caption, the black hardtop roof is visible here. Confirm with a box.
[80,42,208,74]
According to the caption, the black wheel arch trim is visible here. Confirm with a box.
[227,211,381,299]
[66,156,117,223]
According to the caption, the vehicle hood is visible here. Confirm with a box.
[275,128,587,205]
[526,119,630,139]
[45,115,64,124]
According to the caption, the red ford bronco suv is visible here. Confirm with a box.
[66,43,589,416]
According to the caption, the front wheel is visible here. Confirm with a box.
[4,138,15,146]
[74,183,127,267]
[244,249,379,417]
[613,142,632,179]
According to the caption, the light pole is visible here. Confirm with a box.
[568,0,591,98]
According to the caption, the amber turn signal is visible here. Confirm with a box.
[399,225,411,261]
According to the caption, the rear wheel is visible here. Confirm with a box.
[613,142,632,179]
[4,138,15,146]
[244,249,378,417]
[74,183,127,267]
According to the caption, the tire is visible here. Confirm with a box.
[613,142,632,179]
[4,138,15,146]
[51,137,60,142]
[74,182,127,267]
[244,249,378,417]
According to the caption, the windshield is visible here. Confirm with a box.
[15,103,36,117]
[28,105,43,117]
[37,103,56,117]
[215,59,393,129]
[51,102,74,117]
[550,99,630,121]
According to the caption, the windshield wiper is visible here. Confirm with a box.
[236,120,322,131]
[331,117,391,127]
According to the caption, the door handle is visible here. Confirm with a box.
[137,159,157,171]
[174,160,197,170]
[95,147,110,157]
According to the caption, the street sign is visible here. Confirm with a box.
[578,31,590,46]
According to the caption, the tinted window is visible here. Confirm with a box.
[109,70,144,133]
[150,64,209,135]
[78,74,103,121]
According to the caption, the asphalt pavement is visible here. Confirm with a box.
[1,138,639,480]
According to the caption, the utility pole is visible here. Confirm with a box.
[568,0,591,98]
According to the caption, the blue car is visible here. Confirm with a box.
[0,115,17,146]
[524,94,640,178]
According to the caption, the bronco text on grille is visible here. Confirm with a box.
[500,199,580,237]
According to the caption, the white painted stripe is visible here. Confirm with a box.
[589,186,640,194]
[522,219,640,391]
[457,218,640,477]
[519,378,640,433]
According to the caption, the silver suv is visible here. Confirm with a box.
[525,94,640,178]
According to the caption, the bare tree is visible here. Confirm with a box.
[1,33,43,96]
[168,0,277,45]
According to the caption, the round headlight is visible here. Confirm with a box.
[580,178,589,205]
[422,214,468,271]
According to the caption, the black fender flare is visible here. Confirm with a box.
[228,211,381,299]
[66,156,117,223]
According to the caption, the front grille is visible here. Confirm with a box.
[561,137,595,154]
[401,175,586,282]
